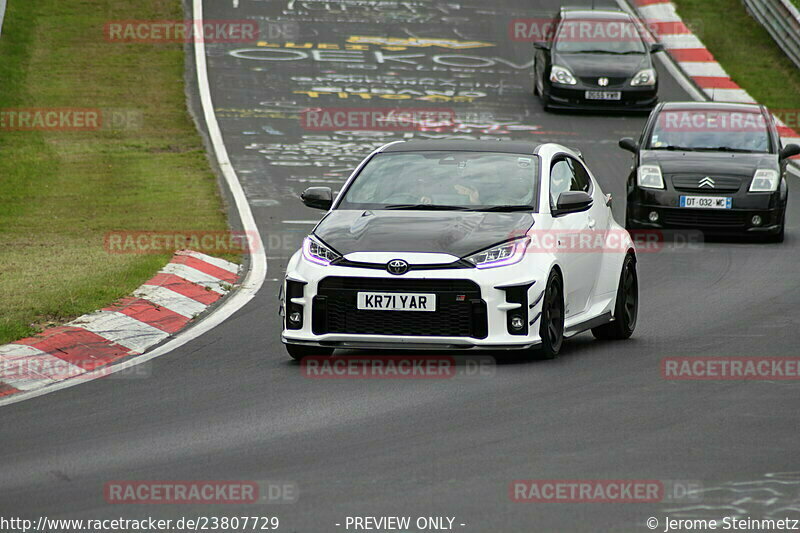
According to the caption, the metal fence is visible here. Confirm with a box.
[0,0,7,36]
[743,0,800,70]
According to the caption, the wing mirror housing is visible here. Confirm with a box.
[553,191,593,216]
[301,187,333,210]
[619,137,639,153]
[780,144,800,160]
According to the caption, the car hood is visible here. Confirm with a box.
[641,151,777,176]
[314,209,534,258]
[554,51,649,78]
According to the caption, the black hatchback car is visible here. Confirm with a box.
[533,7,662,111]
[619,102,800,242]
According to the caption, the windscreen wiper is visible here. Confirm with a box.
[382,204,471,211]
[468,205,534,212]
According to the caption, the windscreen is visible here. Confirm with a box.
[554,18,646,54]
[337,151,539,211]
[648,108,772,153]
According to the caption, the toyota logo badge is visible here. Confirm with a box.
[598,77,609,87]
[387,259,409,275]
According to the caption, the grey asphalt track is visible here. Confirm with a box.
[1,1,799,531]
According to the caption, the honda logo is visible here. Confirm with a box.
[598,77,609,87]
[699,177,715,188]
[387,259,409,275]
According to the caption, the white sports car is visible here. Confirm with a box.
[280,140,638,360]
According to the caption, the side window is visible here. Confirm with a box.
[549,159,575,207]
[567,158,592,194]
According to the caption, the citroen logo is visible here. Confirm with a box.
[387,259,409,275]
[699,177,715,188]
[598,77,609,87]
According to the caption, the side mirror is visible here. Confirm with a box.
[619,137,638,153]
[780,143,800,160]
[301,186,333,210]
[534,41,551,50]
[650,42,665,53]
[553,191,593,216]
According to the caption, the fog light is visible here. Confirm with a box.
[510,315,524,331]
[648,211,659,222]
[751,215,763,226]
[288,311,302,324]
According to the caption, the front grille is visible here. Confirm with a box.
[672,175,742,193]
[579,76,628,88]
[313,277,487,338]
[662,209,746,228]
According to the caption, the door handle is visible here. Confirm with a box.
[587,216,596,229]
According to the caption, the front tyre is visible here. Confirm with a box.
[592,253,638,340]
[284,343,334,361]
[536,270,565,359]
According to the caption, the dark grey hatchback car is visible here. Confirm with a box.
[619,101,800,242]
[533,7,662,111]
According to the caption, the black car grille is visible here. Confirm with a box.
[579,76,628,88]
[662,209,747,228]
[313,277,487,338]
[672,175,742,193]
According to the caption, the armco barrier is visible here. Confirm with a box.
[0,0,7,36]
[742,0,800,71]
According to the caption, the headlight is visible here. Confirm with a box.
[637,165,665,189]
[550,65,577,86]
[465,237,530,269]
[631,68,656,86]
[749,169,779,192]
[302,236,340,266]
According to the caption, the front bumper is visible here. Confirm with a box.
[627,188,786,235]
[281,257,551,351]
[547,82,657,111]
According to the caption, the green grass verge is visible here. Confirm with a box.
[672,0,800,111]
[0,1,235,344]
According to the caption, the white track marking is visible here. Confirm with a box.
[70,311,169,353]
[638,3,681,22]
[704,88,756,103]
[134,285,209,318]
[0,345,86,390]
[161,263,232,294]
[178,250,240,274]
[679,61,728,78]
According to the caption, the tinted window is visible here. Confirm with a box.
[550,159,575,207]
[648,108,771,153]
[339,151,540,211]
[568,158,591,193]
[554,17,646,54]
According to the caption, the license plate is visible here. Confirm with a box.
[680,196,732,209]
[357,292,436,312]
[585,91,622,100]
